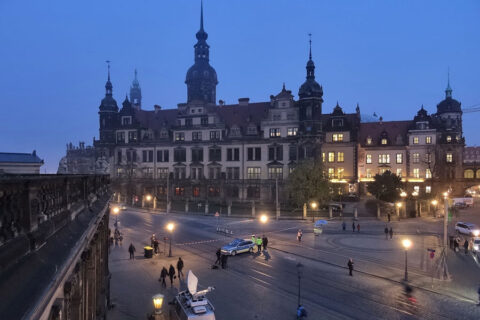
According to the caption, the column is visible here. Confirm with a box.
[205,201,209,215]
[227,202,232,216]
[354,207,358,219]
[329,206,333,219]
[303,203,307,219]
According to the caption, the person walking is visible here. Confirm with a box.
[251,235,256,245]
[297,229,303,242]
[357,223,361,232]
[342,221,346,231]
[389,227,393,239]
[256,236,263,252]
[464,239,469,255]
[153,239,159,254]
[262,235,268,250]
[159,266,168,288]
[384,226,389,239]
[168,264,176,287]
[296,305,307,319]
[352,222,356,232]
[347,258,354,276]
[177,257,184,280]
[221,254,228,269]
[387,213,391,223]
[215,248,222,264]
[150,234,156,247]
[128,243,136,260]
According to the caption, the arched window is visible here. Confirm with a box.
[464,169,474,179]
[476,169,480,179]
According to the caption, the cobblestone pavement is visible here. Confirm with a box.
[108,208,480,320]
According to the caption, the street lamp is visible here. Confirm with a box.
[310,201,318,223]
[260,214,268,234]
[296,262,304,305]
[402,238,412,281]
[400,191,407,217]
[412,191,419,217]
[152,294,164,314]
[166,222,175,257]
[112,206,120,226]
[431,199,438,217]
[146,194,152,202]
[395,202,402,216]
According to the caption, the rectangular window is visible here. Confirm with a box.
[268,167,283,179]
[117,168,124,177]
[209,148,222,162]
[201,117,208,126]
[142,150,153,162]
[173,149,186,162]
[269,128,281,138]
[191,148,204,162]
[126,150,137,163]
[247,147,261,161]
[378,154,390,164]
[426,168,432,179]
[322,152,325,163]
[366,137,372,145]
[117,150,122,164]
[396,153,403,164]
[413,153,420,163]
[143,167,153,178]
[192,131,202,141]
[333,133,344,142]
[192,187,200,197]
[247,167,261,179]
[208,186,220,197]
[328,168,335,178]
[226,167,240,180]
[122,117,131,125]
[381,138,387,145]
[413,168,420,178]
[446,153,453,163]
[328,152,335,163]
[366,154,372,164]
[210,131,220,140]
[128,131,137,142]
[116,132,125,143]
[337,152,344,162]
[268,146,283,161]
[156,150,169,163]
[175,132,185,141]
[426,186,431,193]
[287,127,298,136]
[425,153,432,163]
[157,168,168,179]
[174,187,185,196]
[396,168,402,177]
[208,167,220,179]
[289,146,297,161]
[174,167,186,179]
[366,168,372,178]
[413,136,419,144]
[426,136,432,144]
[337,167,344,178]
[226,148,239,161]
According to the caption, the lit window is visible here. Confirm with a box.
[413,136,419,144]
[337,152,344,162]
[396,168,402,177]
[413,168,420,178]
[426,136,432,144]
[175,132,185,141]
[247,167,261,179]
[366,154,372,164]
[269,128,281,137]
[333,133,344,142]
[366,168,372,178]
[378,154,390,164]
[414,185,420,193]
[328,152,335,162]
[464,170,474,179]
[426,169,432,179]
[322,152,325,163]
[381,138,387,145]
[287,128,298,136]
[328,168,335,178]
[396,153,403,164]
[446,135,452,143]
[366,137,372,145]
[446,153,453,163]
[426,186,431,193]
[337,167,344,178]
[413,153,420,163]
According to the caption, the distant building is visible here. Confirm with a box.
[0,151,44,174]
[57,142,105,174]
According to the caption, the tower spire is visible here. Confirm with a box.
[106,60,111,81]
[105,60,112,96]
[200,0,204,31]
[308,33,312,60]
[445,67,452,98]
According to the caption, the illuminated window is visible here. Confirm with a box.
[328,168,335,178]
[269,128,281,137]
[328,152,335,162]
[464,169,474,179]
[413,153,420,163]
[247,167,261,179]
[378,154,390,164]
[396,168,402,177]
[426,186,431,193]
[192,187,200,197]
[426,136,432,144]
[366,137,372,145]
[381,138,388,145]
[414,185,420,193]
[337,168,344,179]
[322,152,325,163]
[413,136,419,144]
[446,153,453,163]
[396,153,403,164]
[287,127,298,136]
[333,133,344,142]
[413,168,420,178]
[426,168,432,179]
[337,152,344,162]
[446,135,452,143]
[366,154,372,164]
[366,168,372,178]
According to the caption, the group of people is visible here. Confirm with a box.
[252,234,269,251]
[341,221,360,232]
[451,236,475,254]
[384,226,394,239]
[215,248,229,269]
[159,257,184,288]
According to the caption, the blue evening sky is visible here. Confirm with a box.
[0,0,479,173]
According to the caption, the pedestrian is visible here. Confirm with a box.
[168,264,176,287]
[215,248,222,264]
[384,226,389,239]
[389,227,393,239]
[347,258,354,276]
[464,239,469,255]
[387,213,391,223]
[177,257,184,280]
[153,239,159,254]
[256,236,263,252]
[251,234,256,244]
[151,234,156,247]
[342,221,346,231]
[128,243,136,260]
[357,223,361,232]
[352,222,356,232]
[296,304,307,319]
[297,229,303,242]
[262,235,268,250]
[159,266,168,288]
[221,254,227,269]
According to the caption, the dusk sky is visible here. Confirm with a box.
[1,0,479,173]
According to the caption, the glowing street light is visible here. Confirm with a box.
[260,214,268,224]
[166,223,175,257]
[395,202,402,216]
[400,191,407,198]
[310,201,318,223]
[152,293,164,314]
[112,206,120,226]
[112,207,120,214]
[402,238,412,281]
[146,194,152,202]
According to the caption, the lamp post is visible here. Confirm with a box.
[146,194,152,211]
[151,294,165,319]
[443,192,449,249]
[296,262,304,305]
[112,206,120,227]
[166,222,175,257]
[260,214,268,234]
[412,191,419,217]
[402,238,412,281]
[395,202,402,217]
[310,201,318,223]
[431,199,438,218]
[400,191,407,217]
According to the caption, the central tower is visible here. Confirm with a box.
[185,1,218,104]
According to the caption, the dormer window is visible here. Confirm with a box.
[366,137,372,145]
[230,127,241,137]
[381,138,388,145]
[413,136,419,144]
[191,109,195,114]
[333,133,344,142]
[247,125,257,135]
[446,135,452,143]
[122,116,132,126]
[332,119,344,127]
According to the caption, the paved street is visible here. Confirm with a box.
[108,207,480,320]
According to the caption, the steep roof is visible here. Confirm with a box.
[0,152,44,164]
[134,109,179,130]
[359,121,412,147]
[217,102,270,127]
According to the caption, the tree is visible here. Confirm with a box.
[367,170,403,203]
[287,159,331,208]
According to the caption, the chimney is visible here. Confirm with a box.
[238,98,250,106]
[154,105,162,113]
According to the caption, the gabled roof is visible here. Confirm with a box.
[359,121,412,147]
[0,152,43,164]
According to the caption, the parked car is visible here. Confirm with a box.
[454,202,467,209]
[221,238,255,256]
[473,238,480,253]
[455,222,479,236]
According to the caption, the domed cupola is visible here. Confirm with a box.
[185,1,218,104]
[99,62,118,112]
[437,77,461,114]
[298,35,323,100]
